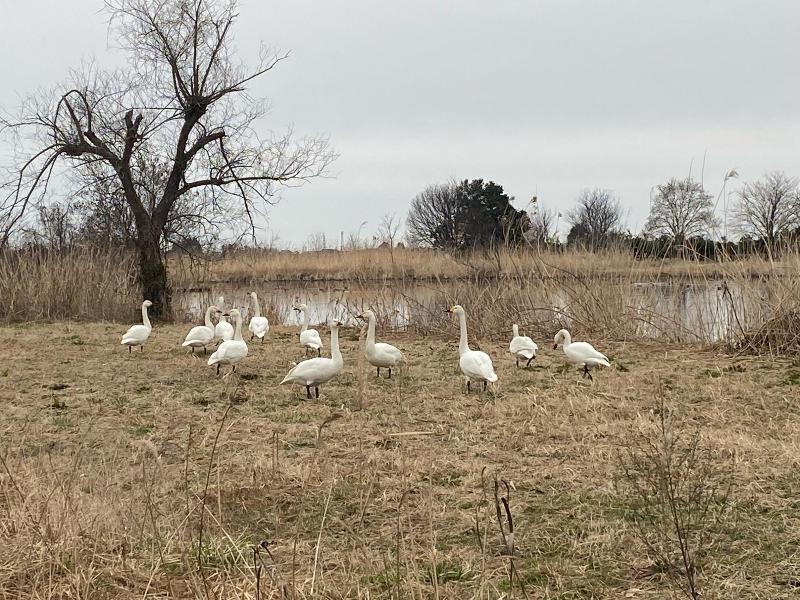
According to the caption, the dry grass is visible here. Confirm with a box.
[171,246,800,285]
[2,321,800,598]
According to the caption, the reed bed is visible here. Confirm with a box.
[0,247,139,322]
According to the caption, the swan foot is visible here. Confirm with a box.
[582,365,593,381]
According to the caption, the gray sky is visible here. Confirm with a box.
[2,0,799,246]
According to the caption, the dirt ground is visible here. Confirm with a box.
[1,321,799,599]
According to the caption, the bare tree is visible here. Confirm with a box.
[0,0,334,317]
[732,171,799,257]
[525,204,555,249]
[377,212,401,248]
[406,182,460,248]
[566,188,623,250]
[645,178,717,247]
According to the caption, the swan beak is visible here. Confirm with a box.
[443,308,452,313]
[222,313,231,317]
[552,343,558,350]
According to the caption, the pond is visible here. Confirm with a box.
[174,278,762,343]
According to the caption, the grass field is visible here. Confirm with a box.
[2,321,799,598]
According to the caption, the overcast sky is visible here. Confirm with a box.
[2,0,799,246]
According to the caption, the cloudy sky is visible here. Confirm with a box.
[2,0,799,246]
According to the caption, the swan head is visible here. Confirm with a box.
[226,308,241,322]
[292,303,307,312]
[142,300,153,308]
[250,291,258,299]
[357,309,375,320]
[553,329,570,349]
[445,305,465,316]
[328,319,341,330]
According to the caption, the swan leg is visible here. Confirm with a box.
[376,367,380,377]
[203,346,207,355]
[232,365,237,373]
[483,380,487,392]
[317,348,321,357]
[526,357,534,367]
[140,345,143,352]
[515,358,519,368]
[582,365,593,381]
[250,333,254,341]
[216,364,220,376]
[128,346,131,354]
[388,367,392,379]
[466,380,471,394]
[315,386,320,399]
[190,347,195,355]
[305,385,312,399]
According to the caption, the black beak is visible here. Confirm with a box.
[443,309,451,314]
[552,343,558,350]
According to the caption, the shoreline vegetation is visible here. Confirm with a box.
[1,246,798,354]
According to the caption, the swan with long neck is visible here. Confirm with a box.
[182,305,219,354]
[207,309,248,375]
[445,305,497,392]
[509,323,538,368]
[213,295,233,342]
[121,300,153,353]
[247,291,270,342]
[553,328,610,380]
[358,309,403,378]
[280,320,343,398]
[293,303,323,356]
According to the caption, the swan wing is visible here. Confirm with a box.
[566,342,610,366]
[301,329,323,349]
[460,350,498,382]
[249,316,269,338]
[215,321,234,341]
[183,325,214,346]
[208,340,248,365]
[372,342,404,366]
[281,357,336,385]
[122,324,150,345]
[509,336,537,358]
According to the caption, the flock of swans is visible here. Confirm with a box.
[120,293,611,397]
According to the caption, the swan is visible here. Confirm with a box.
[121,300,153,353]
[509,324,538,368]
[280,320,343,398]
[553,329,610,380]
[359,309,403,378]
[247,291,270,342]
[214,296,234,342]
[208,308,248,376]
[445,305,498,392]
[293,303,323,356]
[182,305,219,354]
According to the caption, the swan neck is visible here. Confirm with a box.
[562,331,572,348]
[233,313,243,341]
[252,295,261,317]
[458,311,469,355]
[331,327,342,364]
[366,314,376,348]
[142,303,151,329]
[204,306,214,328]
[512,324,519,337]
[300,309,308,333]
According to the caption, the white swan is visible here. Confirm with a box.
[509,324,538,368]
[214,296,234,342]
[208,308,248,376]
[280,320,343,398]
[293,303,323,356]
[359,309,403,378]
[121,300,153,353]
[248,291,270,342]
[182,305,219,354]
[445,305,498,392]
[553,328,610,380]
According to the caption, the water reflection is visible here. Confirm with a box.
[174,280,754,342]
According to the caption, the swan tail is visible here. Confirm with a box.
[518,349,534,359]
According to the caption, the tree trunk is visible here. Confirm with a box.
[136,232,171,320]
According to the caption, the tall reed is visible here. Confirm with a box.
[0,247,139,322]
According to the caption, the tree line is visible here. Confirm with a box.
[405,172,800,259]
